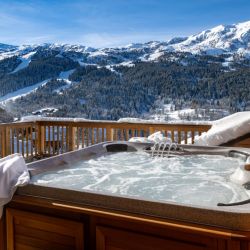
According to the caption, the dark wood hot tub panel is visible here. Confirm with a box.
[3,195,250,250]
[6,208,84,250]
[0,216,5,250]
[96,225,219,250]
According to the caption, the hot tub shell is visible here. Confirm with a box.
[2,141,250,250]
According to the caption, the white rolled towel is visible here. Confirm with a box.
[0,154,30,218]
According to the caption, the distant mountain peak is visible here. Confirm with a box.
[169,20,250,56]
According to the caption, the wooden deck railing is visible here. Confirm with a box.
[0,120,211,161]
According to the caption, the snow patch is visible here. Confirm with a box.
[147,50,164,61]
[53,69,76,93]
[32,107,58,115]
[117,117,211,125]
[58,69,75,79]
[150,108,197,122]
[88,50,107,57]
[0,79,50,104]
[20,116,94,122]
[222,61,230,67]
[77,60,97,67]
[118,61,135,67]
[56,54,64,58]
[11,51,36,73]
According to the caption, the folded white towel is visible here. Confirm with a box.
[0,154,30,218]
[129,131,174,144]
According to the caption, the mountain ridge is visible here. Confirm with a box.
[1,20,250,63]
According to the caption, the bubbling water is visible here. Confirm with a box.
[31,152,249,207]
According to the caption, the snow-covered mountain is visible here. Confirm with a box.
[0,20,250,64]
[0,20,249,120]
[168,21,250,56]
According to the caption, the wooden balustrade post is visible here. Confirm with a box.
[106,126,114,141]
[6,127,11,156]
[68,126,76,151]
[0,127,11,157]
[149,127,154,136]
[37,124,45,156]
[1,128,6,158]
[178,131,181,144]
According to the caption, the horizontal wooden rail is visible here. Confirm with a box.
[0,120,211,161]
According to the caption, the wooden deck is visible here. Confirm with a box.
[0,120,212,161]
[0,118,249,161]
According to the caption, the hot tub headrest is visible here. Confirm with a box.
[105,143,128,152]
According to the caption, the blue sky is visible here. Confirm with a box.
[0,0,249,47]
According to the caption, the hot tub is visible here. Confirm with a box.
[4,142,250,250]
